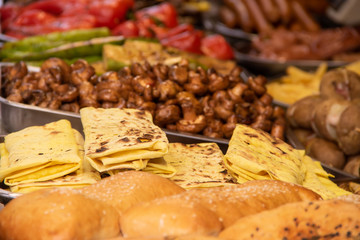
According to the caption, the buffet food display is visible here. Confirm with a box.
[1,0,360,239]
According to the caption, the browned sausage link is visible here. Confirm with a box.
[291,0,320,32]
[248,76,266,96]
[220,6,238,28]
[257,0,281,23]
[271,117,286,140]
[273,0,292,24]
[243,0,273,35]
[224,0,254,32]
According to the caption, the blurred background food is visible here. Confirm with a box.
[220,0,328,35]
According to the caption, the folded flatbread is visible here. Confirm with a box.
[224,124,305,185]
[142,157,177,178]
[108,158,177,178]
[224,124,351,199]
[8,129,101,193]
[164,142,234,188]
[9,172,101,193]
[80,107,169,172]
[0,120,82,186]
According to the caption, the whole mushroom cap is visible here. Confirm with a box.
[336,103,360,155]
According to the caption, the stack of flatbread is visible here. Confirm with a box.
[80,107,175,177]
[163,142,235,189]
[0,120,100,193]
[224,123,351,199]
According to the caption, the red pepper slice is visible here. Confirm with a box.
[88,0,134,29]
[156,23,194,40]
[12,9,56,26]
[161,29,203,54]
[201,35,235,60]
[111,20,139,37]
[136,2,178,28]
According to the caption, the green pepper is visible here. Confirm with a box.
[1,27,111,53]
[2,36,125,62]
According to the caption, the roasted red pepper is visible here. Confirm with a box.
[201,35,235,60]
[0,0,134,37]
[136,2,178,28]
[111,20,139,37]
[88,0,134,29]
[161,29,203,54]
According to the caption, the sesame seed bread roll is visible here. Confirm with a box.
[79,171,185,215]
[120,195,222,238]
[0,188,120,240]
[181,179,322,228]
[219,199,360,240]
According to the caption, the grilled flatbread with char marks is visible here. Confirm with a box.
[80,107,169,172]
[224,124,351,199]
[164,142,235,189]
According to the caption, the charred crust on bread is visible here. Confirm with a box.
[50,131,62,135]
[95,146,108,153]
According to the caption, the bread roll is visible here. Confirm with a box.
[181,179,321,227]
[120,195,222,238]
[219,199,360,240]
[174,235,221,240]
[79,171,185,214]
[0,188,120,240]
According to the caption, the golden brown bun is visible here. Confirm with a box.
[219,199,360,240]
[182,179,321,227]
[336,194,360,204]
[174,235,221,240]
[106,238,164,240]
[0,188,120,240]
[121,195,222,238]
[79,171,185,215]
